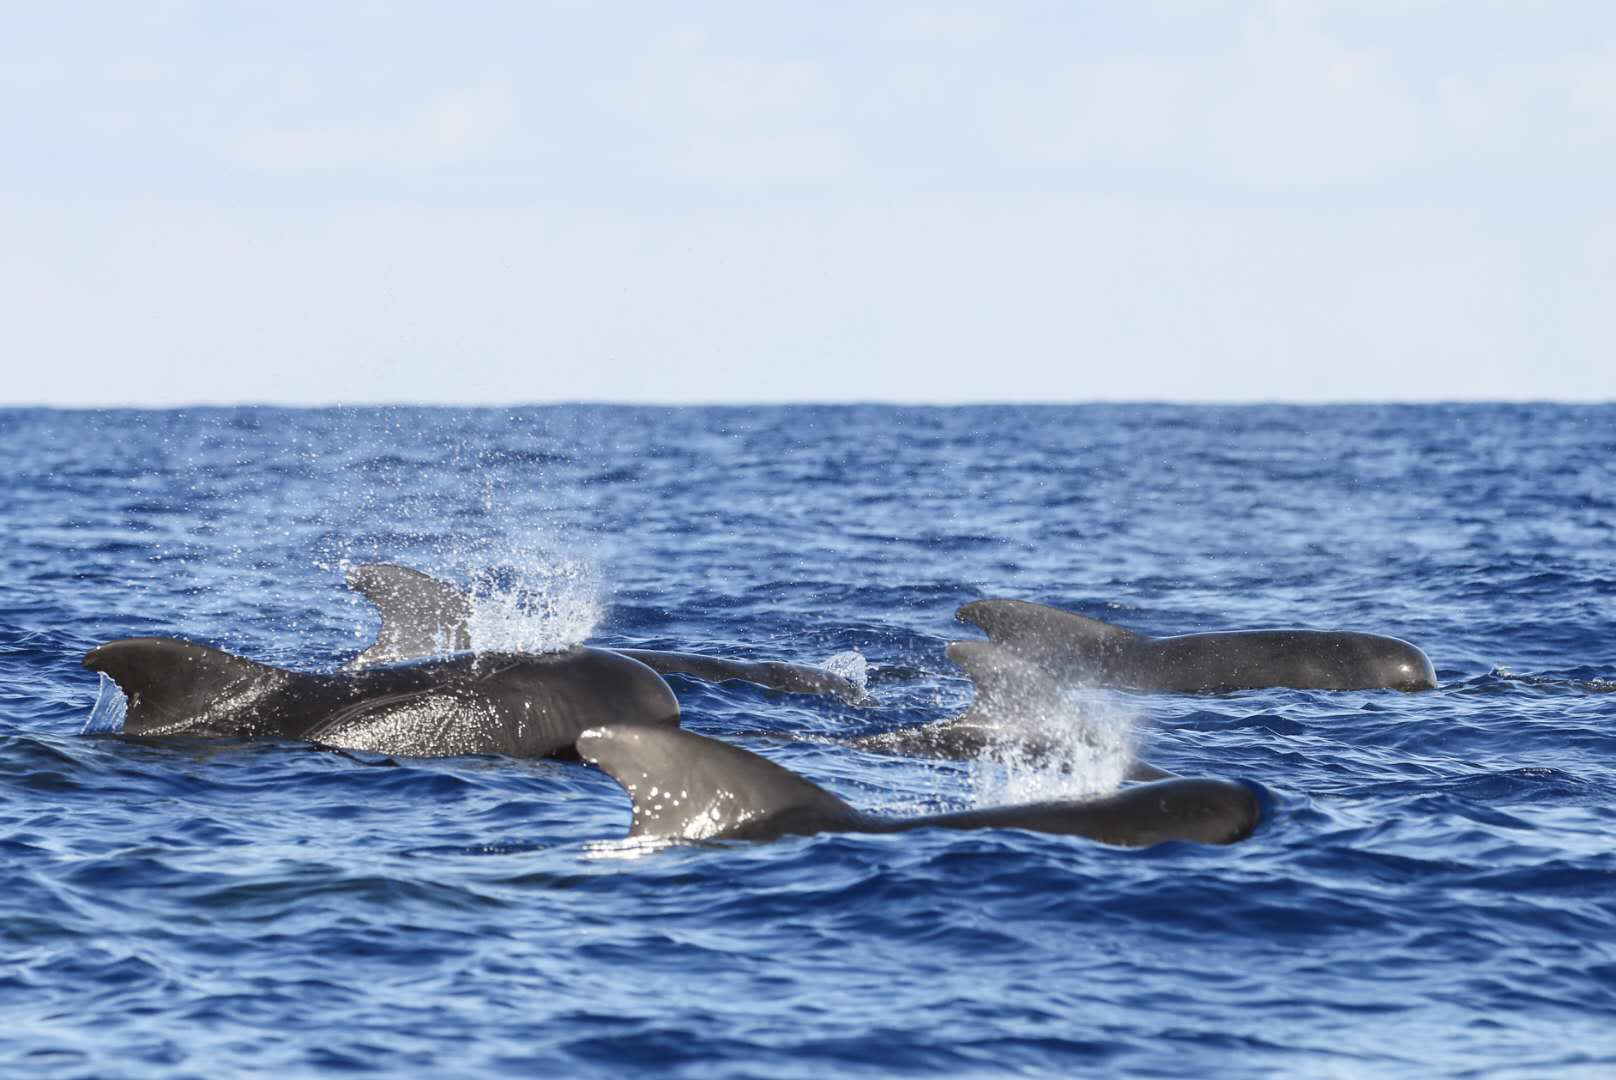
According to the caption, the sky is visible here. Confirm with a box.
[3,1,1614,406]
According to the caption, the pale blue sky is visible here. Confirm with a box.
[4,2,1614,405]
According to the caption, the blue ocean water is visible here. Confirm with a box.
[2,404,1613,1078]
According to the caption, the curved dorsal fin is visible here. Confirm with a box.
[345,563,472,669]
[944,639,1070,720]
[957,599,1138,658]
[82,637,288,737]
[577,725,856,841]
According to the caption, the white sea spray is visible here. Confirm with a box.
[82,672,128,735]
[966,685,1141,807]
[819,650,869,692]
[463,553,603,655]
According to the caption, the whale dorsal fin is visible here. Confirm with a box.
[345,563,472,669]
[577,725,856,841]
[82,637,291,737]
[944,639,1070,720]
[957,599,1138,656]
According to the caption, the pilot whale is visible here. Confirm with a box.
[579,724,1259,847]
[344,563,867,703]
[84,638,678,758]
[960,599,1437,692]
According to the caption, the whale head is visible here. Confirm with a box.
[1370,636,1438,691]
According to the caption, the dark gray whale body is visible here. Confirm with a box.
[84,639,678,758]
[961,599,1437,692]
[579,724,1259,847]
[80,561,861,761]
[83,570,1266,850]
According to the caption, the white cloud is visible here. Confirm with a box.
[1208,13,1420,185]
[4,189,1612,405]
[236,86,512,171]
[416,87,513,162]
[237,126,370,172]
[675,133,846,183]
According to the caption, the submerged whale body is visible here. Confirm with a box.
[851,639,1174,780]
[345,563,867,703]
[579,724,1259,847]
[961,599,1437,692]
[854,639,1095,759]
[84,638,678,758]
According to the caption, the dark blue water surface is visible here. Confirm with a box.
[3,404,1614,1077]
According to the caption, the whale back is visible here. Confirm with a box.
[83,637,303,738]
[956,598,1138,679]
[616,648,867,704]
[905,778,1261,847]
[581,724,1256,848]
[1144,629,1437,692]
[86,637,681,757]
[578,725,859,841]
[960,598,1436,692]
[303,648,678,758]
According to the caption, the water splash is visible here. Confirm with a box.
[463,555,603,655]
[583,836,677,861]
[324,530,606,659]
[820,650,869,694]
[967,688,1139,806]
[83,672,128,734]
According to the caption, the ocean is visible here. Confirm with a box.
[2,403,1613,1077]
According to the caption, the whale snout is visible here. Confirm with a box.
[1396,667,1438,692]
[1387,645,1438,691]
